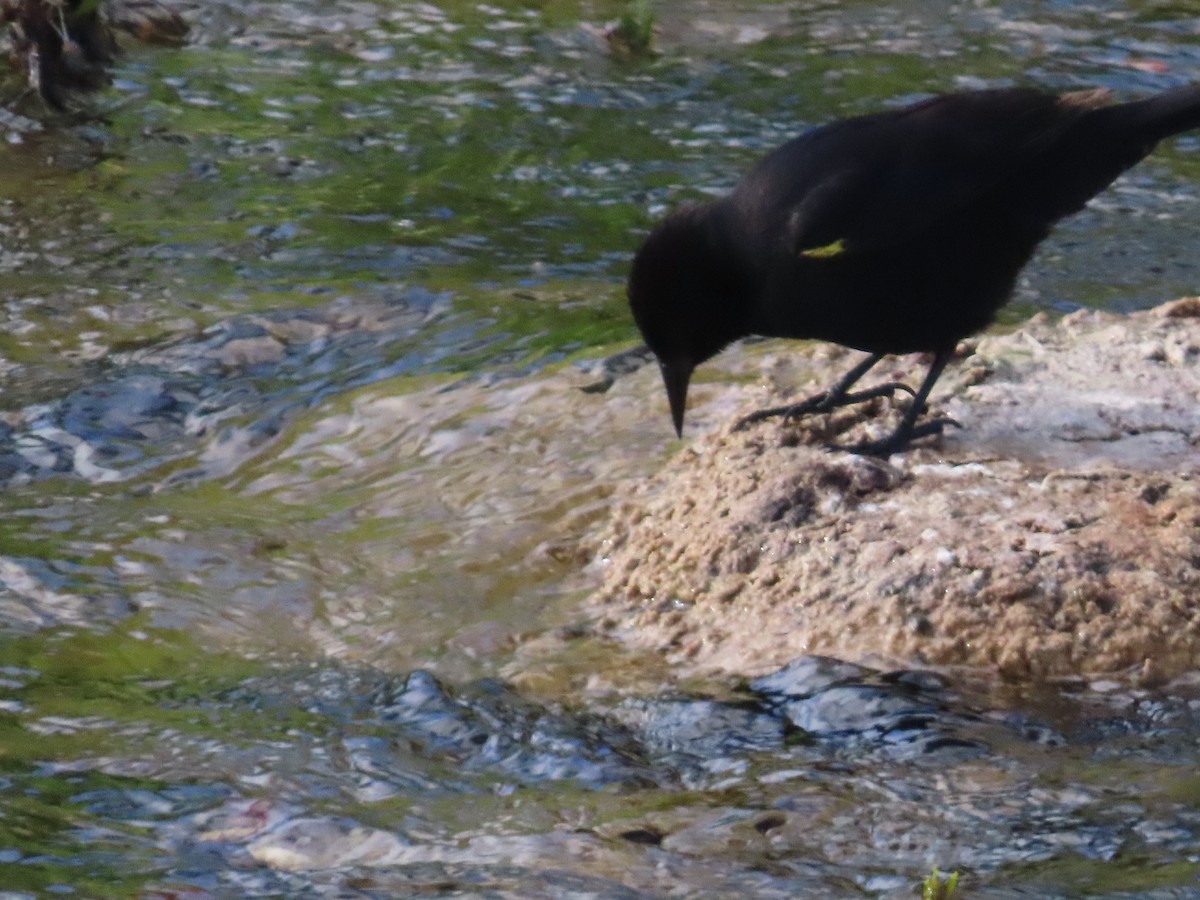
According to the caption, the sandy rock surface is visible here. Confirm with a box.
[586,300,1200,682]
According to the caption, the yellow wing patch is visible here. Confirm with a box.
[798,238,847,259]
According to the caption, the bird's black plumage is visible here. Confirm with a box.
[628,84,1200,456]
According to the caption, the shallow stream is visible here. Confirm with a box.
[1,1,1200,895]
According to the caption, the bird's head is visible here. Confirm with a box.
[627,204,751,437]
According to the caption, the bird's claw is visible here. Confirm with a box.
[733,394,829,430]
[734,381,918,432]
[831,416,962,459]
[851,381,917,402]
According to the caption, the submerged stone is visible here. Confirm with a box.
[370,669,662,790]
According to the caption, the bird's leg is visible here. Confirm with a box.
[735,352,916,430]
[837,349,960,458]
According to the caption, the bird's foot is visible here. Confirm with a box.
[734,381,917,431]
[833,416,962,459]
[733,393,830,430]
[841,382,919,409]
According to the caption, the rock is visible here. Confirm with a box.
[585,302,1200,681]
[214,335,286,369]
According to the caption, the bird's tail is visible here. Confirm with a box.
[1109,83,1200,143]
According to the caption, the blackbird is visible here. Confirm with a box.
[628,84,1200,456]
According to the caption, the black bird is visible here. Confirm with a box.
[628,84,1200,456]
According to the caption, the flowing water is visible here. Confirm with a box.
[1,0,1200,896]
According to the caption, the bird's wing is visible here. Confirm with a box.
[733,89,1103,258]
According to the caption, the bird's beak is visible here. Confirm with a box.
[660,359,693,438]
